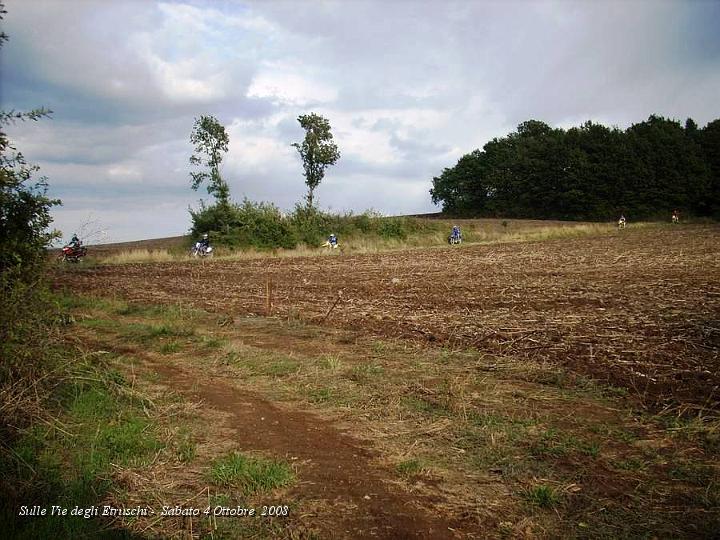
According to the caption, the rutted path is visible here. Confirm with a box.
[144,355,472,539]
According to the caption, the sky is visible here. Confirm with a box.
[2,0,719,243]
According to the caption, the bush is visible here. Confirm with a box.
[289,204,332,245]
[188,200,242,236]
[190,199,297,249]
[189,200,432,250]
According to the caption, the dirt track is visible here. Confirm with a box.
[145,355,469,539]
[56,225,720,410]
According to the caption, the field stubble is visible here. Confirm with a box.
[56,225,720,412]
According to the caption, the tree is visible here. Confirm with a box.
[292,113,340,208]
[189,115,230,205]
[430,115,717,220]
[699,119,720,217]
[0,2,59,274]
[430,150,489,215]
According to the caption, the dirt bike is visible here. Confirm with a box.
[190,243,213,258]
[59,245,87,263]
[448,234,462,245]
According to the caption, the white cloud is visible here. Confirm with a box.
[2,0,718,241]
[247,63,338,106]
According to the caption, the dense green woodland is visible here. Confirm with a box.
[431,116,720,220]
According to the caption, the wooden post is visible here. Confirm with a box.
[321,293,342,323]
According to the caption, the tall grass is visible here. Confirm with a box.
[101,248,176,264]
[93,219,651,264]
[0,298,161,537]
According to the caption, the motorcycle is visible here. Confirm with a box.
[448,233,462,245]
[190,243,213,258]
[59,245,88,263]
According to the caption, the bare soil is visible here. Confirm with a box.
[144,354,471,539]
[56,225,720,411]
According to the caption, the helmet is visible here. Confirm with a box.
[330,233,336,237]
[202,233,208,239]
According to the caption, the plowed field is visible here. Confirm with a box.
[56,225,720,410]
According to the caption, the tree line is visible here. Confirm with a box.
[430,116,720,220]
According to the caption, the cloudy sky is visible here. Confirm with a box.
[2,0,719,242]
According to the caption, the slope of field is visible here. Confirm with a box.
[73,218,612,263]
[77,235,188,255]
[55,297,719,538]
[55,225,720,410]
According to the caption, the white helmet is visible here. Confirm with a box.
[203,233,208,239]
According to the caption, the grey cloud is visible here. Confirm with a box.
[2,0,718,242]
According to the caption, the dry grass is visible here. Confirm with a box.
[91,219,646,264]
[62,225,720,413]
[100,248,177,264]
[213,324,719,538]
[54,294,720,538]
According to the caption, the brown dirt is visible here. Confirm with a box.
[56,226,720,411]
[131,352,476,538]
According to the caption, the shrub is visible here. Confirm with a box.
[289,203,331,245]
[190,199,297,249]
[189,199,431,250]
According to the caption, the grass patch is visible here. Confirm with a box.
[198,335,226,349]
[308,387,334,404]
[175,429,196,464]
[401,395,450,416]
[523,484,561,509]
[529,431,569,458]
[101,248,176,265]
[120,322,194,343]
[612,457,649,472]
[208,452,294,495]
[78,317,115,329]
[159,341,182,354]
[347,362,384,383]
[222,346,301,377]
[92,218,638,264]
[319,354,342,372]
[2,353,162,537]
[528,429,601,459]
[396,458,424,477]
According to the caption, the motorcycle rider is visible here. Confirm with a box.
[68,233,82,250]
[197,233,211,253]
[450,225,462,243]
[328,233,338,248]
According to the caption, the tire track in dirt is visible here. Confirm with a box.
[145,357,474,539]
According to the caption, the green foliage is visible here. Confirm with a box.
[699,119,720,218]
[0,0,62,441]
[289,203,331,245]
[190,198,297,249]
[189,115,230,204]
[190,200,428,250]
[523,484,561,509]
[208,452,294,494]
[291,113,341,208]
[1,110,60,274]
[1,350,161,538]
[431,115,718,220]
[396,458,423,477]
